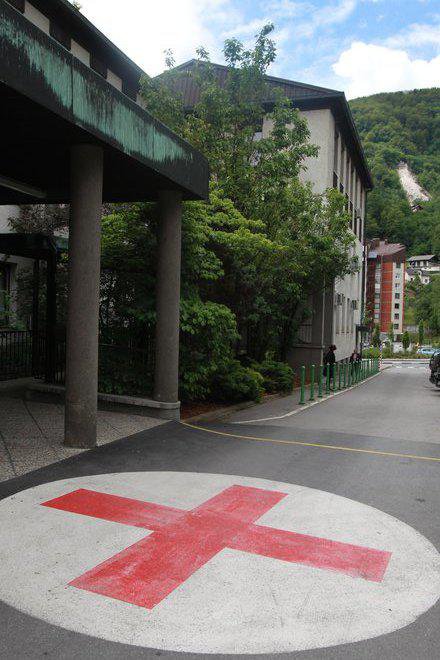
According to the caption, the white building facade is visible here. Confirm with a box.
[297,108,367,363]
[263,99,370,367]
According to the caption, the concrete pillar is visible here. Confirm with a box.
[153,190,182,404]
[64,144,103,448]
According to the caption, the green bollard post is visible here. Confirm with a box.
[338,362,342,391]
[299,366,306,404]
[343,361,347,388]
[318,365,323,398]
[325,364,331,395]
[309,364,315,401]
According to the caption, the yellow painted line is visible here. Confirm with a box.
[181,421,440,463]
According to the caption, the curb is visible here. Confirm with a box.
[231,367,387,425]
[183,393,284,424]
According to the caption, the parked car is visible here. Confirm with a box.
[429,349,440,369]
[417,346,437,356]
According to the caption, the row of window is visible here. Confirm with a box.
[333,131,365,242]
[8,0,143,103]
[334,295,357,335]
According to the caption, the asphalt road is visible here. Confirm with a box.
[1,363,439,659]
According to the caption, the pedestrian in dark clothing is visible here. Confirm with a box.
[349,348,361,379]
[323,344,337,384]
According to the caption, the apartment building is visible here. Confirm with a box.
[366,240,406,340]
[165,61,373,365]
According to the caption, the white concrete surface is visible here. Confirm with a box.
[0,471,438,654]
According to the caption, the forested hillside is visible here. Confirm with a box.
[350,88,440,256]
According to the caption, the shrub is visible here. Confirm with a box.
[179,297,239,401]
[212,360,264,403]
[255,359,294,393]
[382,345,393,358]
[362,347,380,358]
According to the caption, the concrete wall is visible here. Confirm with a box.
[298,109,334,193]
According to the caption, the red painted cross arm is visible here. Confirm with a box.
[230,524,391,582]
[42,488,183,530]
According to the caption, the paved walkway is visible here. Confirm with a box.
[0,395,165,481]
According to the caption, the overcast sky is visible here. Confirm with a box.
[75,0,440,99]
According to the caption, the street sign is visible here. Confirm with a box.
[0,472,439,654]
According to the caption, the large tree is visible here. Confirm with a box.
[136,25,354,362]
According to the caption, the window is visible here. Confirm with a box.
[394,323,399,329]
[394,314,400,320]
[395,293,400,299]
[396,263,401,269]
[395,303,400,309]
[24,2,50,34]
[71,39,91,66]
[375,293,380,300]
[374,303,380,309]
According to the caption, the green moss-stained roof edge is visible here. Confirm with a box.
[0,2,208,199]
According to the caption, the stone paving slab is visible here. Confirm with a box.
[0,396,165,481]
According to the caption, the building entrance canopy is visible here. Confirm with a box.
[0,1,210,448]
[0,1,208,205]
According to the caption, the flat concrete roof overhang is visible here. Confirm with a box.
[0,1,209,205]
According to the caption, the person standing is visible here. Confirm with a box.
[323,344,337,386]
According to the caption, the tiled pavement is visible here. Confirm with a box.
[0,396,165,481]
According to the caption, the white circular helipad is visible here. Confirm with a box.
[0,471,439,654]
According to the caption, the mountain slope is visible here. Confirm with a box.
[349,88,440,256]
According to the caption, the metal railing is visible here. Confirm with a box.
[298,358,380,405]
[0,330,155,397]
[0,330,34,380]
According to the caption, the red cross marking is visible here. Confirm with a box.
[42,486,391,609]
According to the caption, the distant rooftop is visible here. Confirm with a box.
[368,239,405,257]
[408,255,436,261]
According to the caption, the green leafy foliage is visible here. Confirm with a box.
[350,88,440,255]
[372,324,381,347]
[415,276,440,335]
[253,359,294,393]
[211,360,264,403]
